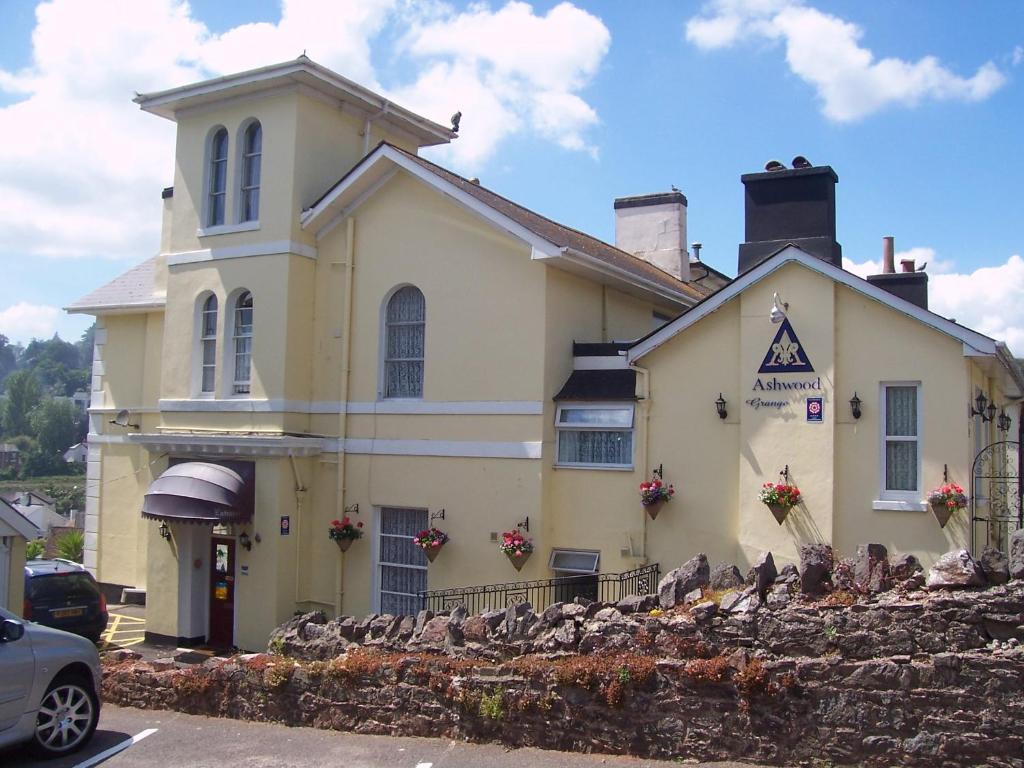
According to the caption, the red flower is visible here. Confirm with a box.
[356,521,364,528]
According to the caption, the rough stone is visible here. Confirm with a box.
[926,549,986,589]
[417,616,449,644]
[979,547,1010,586]
[799,544,834,595]
[691,600,717,621]
[462,615,488,642]
[709,562,744,591]
[658,553,710,610]
[854,543,892,593]
[747,551,777,600]
[683,588,703,604]
[1010,530,1024,580]
[718,590,742,613]
[616,594,646,614]
[891,553,923,581]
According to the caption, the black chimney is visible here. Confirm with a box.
[866,240,928,310]
[737,161,842,274]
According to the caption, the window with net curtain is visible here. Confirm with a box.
[199,294,217,393]
[378,507,428,616]
[883,384,919,495]
[555,405,634,467]
[240,121,261,222]
[383,286,425,399]
[232,291,253,395]
[207,128,228,227]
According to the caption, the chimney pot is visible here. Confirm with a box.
[900,259,915,273]
[882,236,895,274]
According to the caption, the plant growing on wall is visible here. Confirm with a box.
[328,517,363,552]
[639,475,675,520]
[412,527,449,562]
[499,529,533,571]
[926,482,968,529]
[758,482,802,525]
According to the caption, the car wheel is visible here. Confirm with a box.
[31,676,99,757]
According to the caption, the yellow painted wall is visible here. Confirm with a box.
[96,445,158,589]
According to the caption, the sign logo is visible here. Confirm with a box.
[806,397,823,423]
[758,318,814,374]
[280,515,290,535]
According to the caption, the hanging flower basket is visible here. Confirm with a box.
[413,527,449,563]
[328,517,363,551]
[757,482,802,526]
[499,529,534,571]
[640,475,675,520]
[926,483,967,529]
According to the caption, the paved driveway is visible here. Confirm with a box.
[99,606,146,650]
[1,704,774,768]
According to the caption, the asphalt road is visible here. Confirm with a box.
[1,704,772,768]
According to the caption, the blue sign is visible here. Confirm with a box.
[758,318,814,374]
[806,397,823,423]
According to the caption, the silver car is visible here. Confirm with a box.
[0,606,102,757]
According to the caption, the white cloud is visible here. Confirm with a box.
[844,252,1024,352]
[686,0,1007,122]
[0,302,61,344]
[1013,45,1023,67]
[0,0,611,263]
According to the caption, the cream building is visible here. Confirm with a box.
[68,58,1021,650]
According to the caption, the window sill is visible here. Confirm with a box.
[554,463,634,472]
[872,500,927,512]
[197,221,260,238]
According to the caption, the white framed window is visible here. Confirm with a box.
[555,403,635,469]
[239,121,261,223]
[382,285,425,399]
[549,548,600,574]
[199,294,217,394]
[207,127,228,227]
[377,507,428,616]
[231,291,253,395]
[880,382,921,501]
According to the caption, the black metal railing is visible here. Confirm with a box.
[420,563,660,614]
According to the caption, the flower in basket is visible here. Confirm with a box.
[412,527,449,551]
[498,529,534,558]
[927,482,968,511]
[328,517,364,542]
[757,482,802,508]
[639,476,675,506]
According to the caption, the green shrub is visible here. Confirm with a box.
[25,539,45,559]
[56,529,84,563]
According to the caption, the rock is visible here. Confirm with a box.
[832,558,857,592]
[710,562,744,591]
[103,648,142,663]
[1010,530,1024,580]
[616,594,648,614]
[481,609,505,632]
[891,553,923,581]
[658,554,710,610]
[684,588,704,604]
[747,551,777,600]
[593,607,623,622]
[766,583,792,607]
[561,603,587,620]
[898,574,926,591]
[541,602,564,626]
[926,549,986,589]
[778,563,798,579]
[553,620,580,647]
[854,543,892,593]
[417,616,449,644]
[504,602,533,636]
[462,615,488,642]
[448,605,468,625]
[691,600,717,621]
[979,547,1010,585]
[718,590,742,613]
[799,544,834,595]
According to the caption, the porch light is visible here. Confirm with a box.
[715,393,728,420]
[998,409,1012,433]
[849,392,862,420]
[971,392,994,422]
[239,531,252,551]
[986,402,997,423]
[158,521,171,541]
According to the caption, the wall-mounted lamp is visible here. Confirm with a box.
[239,531,252,551]
[715,393,728,420]
[769,292,788,324]
[998,409,1012,433]
[849,392,862,420]
[109,409,140,430]
[158,521,171,541]
[970,392,997,422]
[516,516,530,532]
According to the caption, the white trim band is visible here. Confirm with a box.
[166,240,317,266]
[340,438,542,459]
[158,398,544,415]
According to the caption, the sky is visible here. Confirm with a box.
[0,0,1022,350]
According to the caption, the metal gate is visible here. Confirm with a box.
[970,440,1022,555]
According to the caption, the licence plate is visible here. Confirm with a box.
[51,607,84,618]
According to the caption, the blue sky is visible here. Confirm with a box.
[0,0,1022,348]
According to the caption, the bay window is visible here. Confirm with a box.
[555,404,634,468]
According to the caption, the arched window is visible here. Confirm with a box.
[240,121,261,222]
[383,286,425,399]
[199,294,218,393]
[232,291,253,395]
[207,128,228,227]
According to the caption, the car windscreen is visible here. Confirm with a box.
[27,573,99,602]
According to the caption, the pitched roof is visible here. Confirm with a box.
[305,142,713,305]
[66,257,164,314]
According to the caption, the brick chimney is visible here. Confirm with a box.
[737,158,842,274]
[614,191,690,282]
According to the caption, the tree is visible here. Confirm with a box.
[2,369,42,436]
[56,529,84,563]
[0,334,16,385]
[30,398,78,456]
[77,324,95,368]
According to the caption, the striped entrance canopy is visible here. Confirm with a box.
[142,462,252,524]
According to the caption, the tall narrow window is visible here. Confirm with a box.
[232,291,253,395]
[200,295,218,393]
[383,286,425,399]
[883,384,919,496]
[207,128,228,227]
[378,507,428,616]
[240,121,261,222]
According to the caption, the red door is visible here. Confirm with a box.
[208,537,235,648]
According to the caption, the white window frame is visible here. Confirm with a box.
[228,290,253,397]
[371,506,428,615]
[205,126,229,228]
[549,548,600,575]
[236,119,262,225]
[876,381,923,508]
[379,284,425,401]
[554,402,635,470]
[194,292,218,396]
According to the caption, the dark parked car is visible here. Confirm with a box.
[23,560,108,644]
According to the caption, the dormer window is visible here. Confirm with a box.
[207,128,228,227]
[240,121,261,222]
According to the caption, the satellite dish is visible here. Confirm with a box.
[110,409,139,429]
